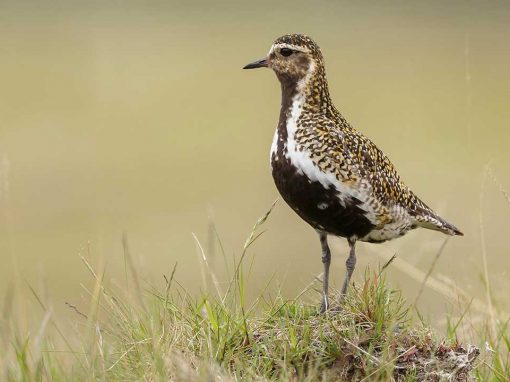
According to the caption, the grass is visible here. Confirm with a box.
[0,205,508,381]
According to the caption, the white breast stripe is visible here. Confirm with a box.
[278,67,379,224]
[270,129,279,164]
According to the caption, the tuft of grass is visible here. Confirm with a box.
[0,206,499,381]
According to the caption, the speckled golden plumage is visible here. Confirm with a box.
[244,34,462,312]
[273,34,462,238]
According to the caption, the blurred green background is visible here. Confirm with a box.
[0,0,509,325]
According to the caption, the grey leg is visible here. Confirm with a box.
[319,233,331,313]
[339,238,357,302]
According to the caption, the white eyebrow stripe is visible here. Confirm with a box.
[268,43,307,55]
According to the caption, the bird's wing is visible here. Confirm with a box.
[340,127,414,207]
[314,120,407,206]
[327,123,462,235]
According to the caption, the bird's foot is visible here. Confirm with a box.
[330,304,345,313]
[325,293,347,314]
[318,304,344,315]
[319,296,349,314]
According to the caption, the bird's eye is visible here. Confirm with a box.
[280,48,293,57]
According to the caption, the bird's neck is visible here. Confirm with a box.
[277,68,336,139]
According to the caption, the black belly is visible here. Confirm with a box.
[271,156,375,239]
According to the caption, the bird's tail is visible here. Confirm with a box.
[414,211,463,236]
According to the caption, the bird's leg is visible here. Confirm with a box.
[319,233,331,313]
[339,238,357,302]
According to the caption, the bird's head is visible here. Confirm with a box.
[243,34,324,88]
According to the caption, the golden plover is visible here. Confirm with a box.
[243,34,462,312]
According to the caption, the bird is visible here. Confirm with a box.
[243,34,463,313]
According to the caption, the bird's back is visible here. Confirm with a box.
[299,110,463,237]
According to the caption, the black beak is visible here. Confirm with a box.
[243,57,268,69]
